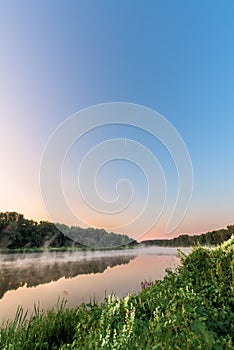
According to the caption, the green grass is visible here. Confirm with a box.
[0,238,233,349]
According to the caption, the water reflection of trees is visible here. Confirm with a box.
[0,255,136,298]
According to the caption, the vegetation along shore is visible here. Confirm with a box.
[0,212,233,251]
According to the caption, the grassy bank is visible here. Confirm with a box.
[0,244,138,254]
[0,238,233,349]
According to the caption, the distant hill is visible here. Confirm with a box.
[140,225,234,247]
[0,212,136,249]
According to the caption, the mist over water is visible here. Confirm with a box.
[0,247,191,323]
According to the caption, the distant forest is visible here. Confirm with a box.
[0,212,135,249]
[141,225,234,247]
[0,212,233,250]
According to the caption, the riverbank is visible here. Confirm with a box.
[0,237,233,349]
[0,244,138,254]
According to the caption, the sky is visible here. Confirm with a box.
[0,1,234,241]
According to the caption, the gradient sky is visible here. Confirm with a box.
[0,1,234,240]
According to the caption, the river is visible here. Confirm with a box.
[0,246,191,324]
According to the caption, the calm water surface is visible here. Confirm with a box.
[0,247,191,323]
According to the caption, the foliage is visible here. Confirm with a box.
[0,237,233,349]
[141,225,234,247]
[0,300,78,350]
[0,212,135,249]
[0,211,233,251]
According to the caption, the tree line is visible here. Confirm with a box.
[141,225,234,247]
[0,212,135,249]
[0,212,233,249]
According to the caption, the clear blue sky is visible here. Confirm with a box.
[0,1,234,239]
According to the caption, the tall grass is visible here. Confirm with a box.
[0,300,78,350]
[0,238,233,349]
